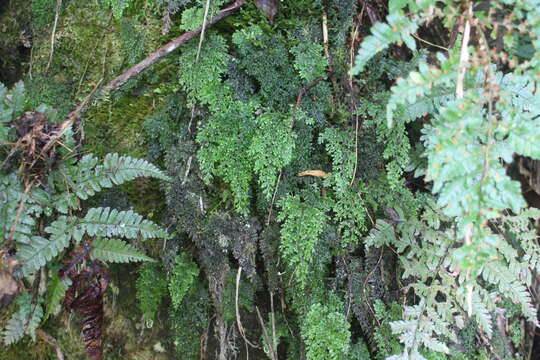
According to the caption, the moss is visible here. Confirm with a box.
[84,93,153,158]
[0,338,53,360]
[32,0,56,29]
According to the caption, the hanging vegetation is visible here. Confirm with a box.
[1,0,540,359]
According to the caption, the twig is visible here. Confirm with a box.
[477,328,503,360]
[28,46,34,80]
[182,156,193,185]
[456,3,472,99]
[293,75,327,112]
[235,267,258,349]
[255,306,277,360]
[350,113,359,186]
[362,248,384,327]
[464,224,473,316]
[46,0,63,73]
[76,14,112,98]
[349,22,359,89]
[104,0,246,92]
[7,179,35,246]
[196,0,212,62]
[32,79,103,168]
[412,33,450,51]
[270,292,277,359]
[322,11,330,60]
[37,329,65,360]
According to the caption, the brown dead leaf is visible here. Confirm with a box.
[297,170,329,178]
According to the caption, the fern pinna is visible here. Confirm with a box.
[0,82,169,359]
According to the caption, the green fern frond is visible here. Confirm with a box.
[386,54,459,126]
[481,262,537,325]
[3,294,44,344]
[0,81,25,124]
[169,254,199,310]
[66,153,170,201]
[91,238,154,263]
[1,173,44,245]
[3,311,26,345]
[470,290,493,338]
[102,153,171,183]
[25,303,43,341]
[18,217,76,275]
[365,219,395,250]
[352,14,418,74]
[45,274,72,319]
[82,207,169,239]
[18,232,71,276]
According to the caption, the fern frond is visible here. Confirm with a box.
[365,219,395,250]
[386,54,459,126]
[352,14,418,74]
[3,294,43,344]
[0,173,44,245]
[45,274,72,319]
[103,153,171,183]
[470,290,493,338]
[91,238,154,263]
[25,303,43,341]
[18,234,70,276]
[18,216,76,275]
[481,262,538,324]
[82,207,169,239]
[3,310,25,345]
[67,153,170,201]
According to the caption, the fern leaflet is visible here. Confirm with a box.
[91,238,154,263]
[65,153,170,201]
[82,207,169,239]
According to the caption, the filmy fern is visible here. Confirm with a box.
[168,253,199,310]
[136,262,168,328]
[277,194,329,287]
[301,298,351,360]
[44,273,72,319]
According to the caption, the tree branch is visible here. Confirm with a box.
[106,0,246,91]
[66,0,246,123]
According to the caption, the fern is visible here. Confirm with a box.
[0,173,49,246]
[352,13,419,74]
[136,263,167,328]
[3,294,44,345]
[248,111,296,199]
[44,273,72,319]
[277,194,329,287]
[0,81,25,141]
[469,289,493,339]
[168,253,199,310]
[290,42,328,82]
[18,233,71,276]
[301,298,351,360]
[82,207,169,239]
[100,0,134,19]
[61,153,170,202]
[386,53,460,126]
[91,238,154,263]
[480,262,537,324]
[3,309,26,345]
